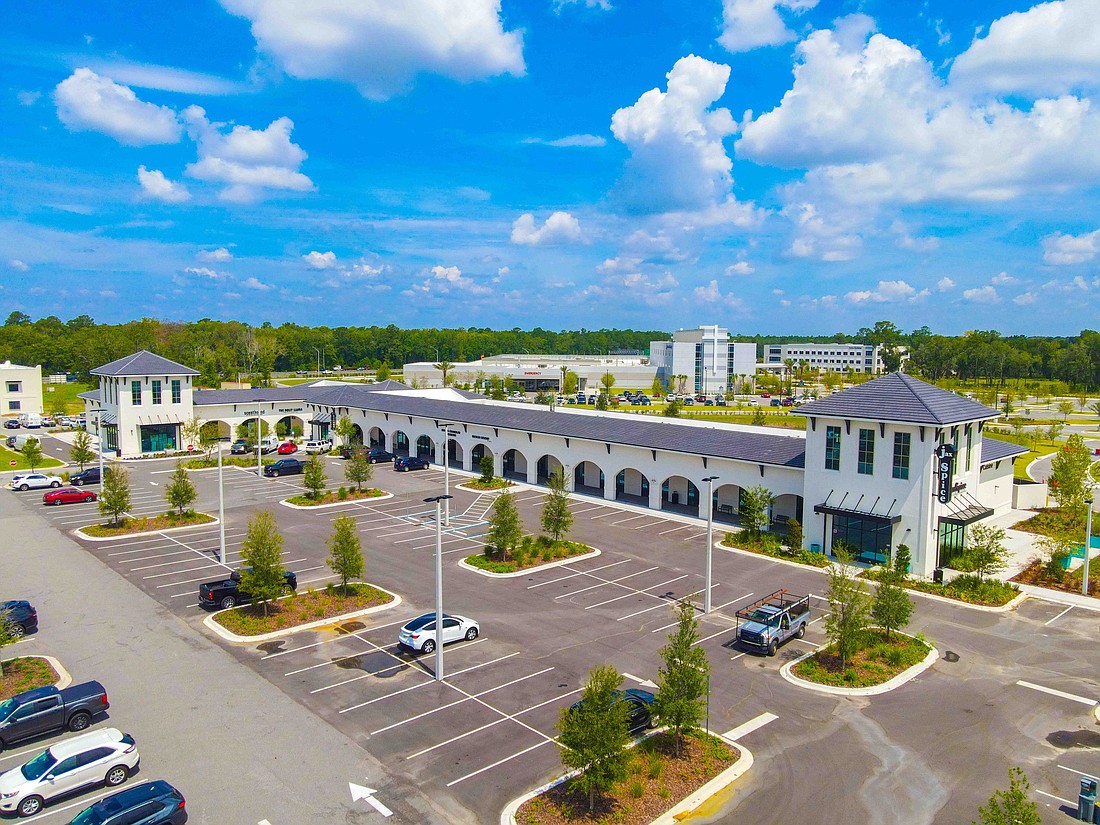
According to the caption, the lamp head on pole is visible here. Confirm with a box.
[424,494,454,504]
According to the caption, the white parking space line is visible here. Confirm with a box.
[616,601,674,622]
[1058,764,1100,782]
[632,520,667,530]
[681,532,706,541]
[16,787,117,821]
[370,667,554,735]
[446,740,555,787]
[1036,789,1075,806]
[692,625,735,647]
[608,513,649,526]
[1044,605,1075,626]
[656,524,692,535]
[261,616,411,659]
[723,712,778,740]
[553,566,660,599]
[1016,680,1098,706]
[587,510,618,519]
[584,575,689,610]
[525,559,632,589]
[730,652,746,661]
[340,652,521,714]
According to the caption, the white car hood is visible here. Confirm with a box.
[0,764,31,794]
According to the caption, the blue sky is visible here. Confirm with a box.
[2,0,1099,335]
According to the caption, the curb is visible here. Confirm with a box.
[278,491,394,510]
[0,655,72,689]
[500,730,752,825]
[901,587,1027,613]
[454,481,515,493]
[1013,583,1100,612]
[716,541,834,574]
[458,547,601,578]
[75,514,219,542]
[780,634,939,697]
[202,586,402,643]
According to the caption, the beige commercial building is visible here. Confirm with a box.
[0,361,43,419]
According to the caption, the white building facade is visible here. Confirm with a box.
[403,353,655,392]
[0,361,43,419]
[649,326,758,395]
[763,342,895,374]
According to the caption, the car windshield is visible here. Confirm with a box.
[69,807,106,825]
[21,749,55,781]
[748,609,780,626]
[0,697,16,720]
[405,614,445,631]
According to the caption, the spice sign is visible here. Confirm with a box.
[936,444,956,504]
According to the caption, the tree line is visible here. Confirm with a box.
[5,312,1100,390]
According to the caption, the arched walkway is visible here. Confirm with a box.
[661,475,699,515]
[236,417,271,442]
[471,443,493,473]
[368,427,386,448]
[392,430,410,456]
[713,483,742,525]
[536,455,564,485]
[503,449,528,482]
[447,438,463,469]
[200,420,232,442]
[615,468,649,506]
[350,424,364,445]
[574,461,605,497]
[771,493,803,532]
[416,435,436,461]
[276,415,306,439]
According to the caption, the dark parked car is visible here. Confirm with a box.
[69,467,101,486]
[364,448,394,464]
[394,456,430,472]
[66,780,186,825]
[42,487,98,506]
[3,420,19,430]
[263,458,303,477]
[0,600,37,637]
[0,681,110,749]
[568,689,656,734]
[229,440,251,455]
[198,569,297,609]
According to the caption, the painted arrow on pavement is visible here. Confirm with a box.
[350,782,393,817]
[623,672,658,689]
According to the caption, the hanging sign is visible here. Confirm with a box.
[936,444,956,504]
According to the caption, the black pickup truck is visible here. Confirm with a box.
[0,681,110,750]
[198,568,297,609]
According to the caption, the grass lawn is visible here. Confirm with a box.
[0,657,59,699]
[212,583,393,635]
[0,444,65,472]
[41,381,93,416]
[792,630,930,688]
[1013,443,1061,481]
[286,487,386,506]
[517,731,738,825]
[81,510,215,537]
[467,538,591,573]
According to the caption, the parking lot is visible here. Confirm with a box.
[6,432,1100,823]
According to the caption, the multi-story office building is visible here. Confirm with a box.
[763,342,899,374]
[0,360,43,418]
[649,325,757,395]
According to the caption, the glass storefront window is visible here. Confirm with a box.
[831,515,892,565]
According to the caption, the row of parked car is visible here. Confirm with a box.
[260,446,432,477]
[228,438,332,456]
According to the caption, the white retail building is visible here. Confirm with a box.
[0,360,43,418]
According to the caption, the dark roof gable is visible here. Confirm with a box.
[91,350,199,377]
[798,373,999,425]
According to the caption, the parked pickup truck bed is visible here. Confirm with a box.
[0,681,109,750]
[198,568,297,609]
[735,590,810,656]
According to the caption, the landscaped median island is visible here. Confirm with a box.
[79,510,216,537]
[0,657,60,699]
[516,731,739,825]
[182,454,274,470]
[78,461,216,537]
[459,477,513,491]
[285,486,387,506]
[465,537,593,574]
[211,582,394,636]
[792,629,932,689]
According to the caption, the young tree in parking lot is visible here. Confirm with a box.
[541,471,573,542]
[958,523,1010,581]
[487,491,522,561]
[333,415,358,447]
[974,767,1041,825]
[98,466,131,528]
[751,406,767,426]
[824,547,871,670]
[594,393,609,411]
[22,437,42,471]
[739,485,773,537]
[1049,434,1092,517]
[663,398,682,417]
[870,575,912,640]
[303,452,327,500]
[562,370,579,395]
[69,429,95,471]
[655,600,710,756]
[479,453,494,483]
[558,664,632,813]
[239,511,286,618]
[600,372,615,396]
[164,462,197,516]
[327,515,364,595]
[651,376,664,397]
[344,449,373,492]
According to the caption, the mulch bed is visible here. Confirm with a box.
[460,479,514,490]
[212,583,393,635]
[518,732,738,825]
[286,488,386,506]
[81,511,215,537]
[1012,560,1100,598]
[466,541,592,574]
[0,657,59,699]
[792,630,930,688]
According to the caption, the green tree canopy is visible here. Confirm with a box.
[487,491,522,560]
[21,437,42,471]
[1049,434,1093,517]
[303,453,327,500]
[824,547,871,669]
[165,462,197,516]
[69,429,95,471]
[973,768,1041,825]
[98,466,131,527]
[344,450,373,492]
[959,523,1010,580]
[557,665,632,812]
[541,471,573,542]
[239,511,286,617]
[327,515,365,594]
[655,600,710,756]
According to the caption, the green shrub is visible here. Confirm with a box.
[628,780,644,799]
[338,486,349,500]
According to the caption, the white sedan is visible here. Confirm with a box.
[9,473,63,491]
[398,613,479,653]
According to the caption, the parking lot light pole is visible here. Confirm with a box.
[218,438,226,566]
[1085,493,1094,596]
[256,416,263,477]
[439,423,455,526]
[425,494,453,681]
[95,409,104,488]
[703,475,718,613]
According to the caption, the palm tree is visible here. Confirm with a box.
[432,360,455,387]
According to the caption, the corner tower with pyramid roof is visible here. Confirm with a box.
[798,373,1024,577]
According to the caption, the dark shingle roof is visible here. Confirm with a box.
[980,437,1028,463]
[798,373,998,425]
[305,387,808,468]
[78,389,100,402]
[194,379,409,407]
[91,350,199,377]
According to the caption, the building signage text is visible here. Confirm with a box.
[936,444,956,504]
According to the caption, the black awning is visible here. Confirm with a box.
[308,418,329,426]
[813,503,902,524]
[938,492,994,526]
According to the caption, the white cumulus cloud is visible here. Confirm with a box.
[1042,228,1100,264]
[9,260,29,271]
[54,68,182,146]
[951,0,1100,97]
[218,0,524,101]
[183,106,313,202]
[610,55,740,213]
[845,280,927,303]
[936,277,956,291]
[511,211,583,245]
[718,0,818,53]
[184,266,225,280]
[242,276,272,291]
[963,285,1000,303]
[303,250,337,269]
[725,261,755,275]
[1014,292,1037,305]
[692,279,745,308]
[197,247,233,262]
[137,166,191,203]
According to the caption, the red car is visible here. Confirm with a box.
[43,487,98,505]
[277,441,299,454]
